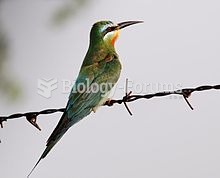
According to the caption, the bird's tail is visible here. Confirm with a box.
[27,112,69,177]
[27,141,57,178]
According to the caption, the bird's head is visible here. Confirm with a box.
[89,20,143,46]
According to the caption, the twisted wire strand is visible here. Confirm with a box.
[0,84,220,130]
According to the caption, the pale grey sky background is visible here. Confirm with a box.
[1,0,220,178]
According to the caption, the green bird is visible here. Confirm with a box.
[28,20,143,177]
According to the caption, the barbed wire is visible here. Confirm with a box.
[0,82,220,131]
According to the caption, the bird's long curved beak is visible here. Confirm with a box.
[105,21,143,34]
[117,21,143,30]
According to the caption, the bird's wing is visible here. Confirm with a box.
[47,54,115,150]
[65,53,117,119]
[45,62,105,145]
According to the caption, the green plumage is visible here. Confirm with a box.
[28,20,142,177]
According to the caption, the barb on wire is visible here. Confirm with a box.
[123,78,133,116]
[0,108,65,130]
[0,84,220,130]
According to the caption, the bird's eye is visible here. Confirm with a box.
[104,26,117,36]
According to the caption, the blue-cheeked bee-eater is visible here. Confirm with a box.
[28,20,143,177]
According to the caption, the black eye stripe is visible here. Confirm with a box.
[104,26,117,36]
